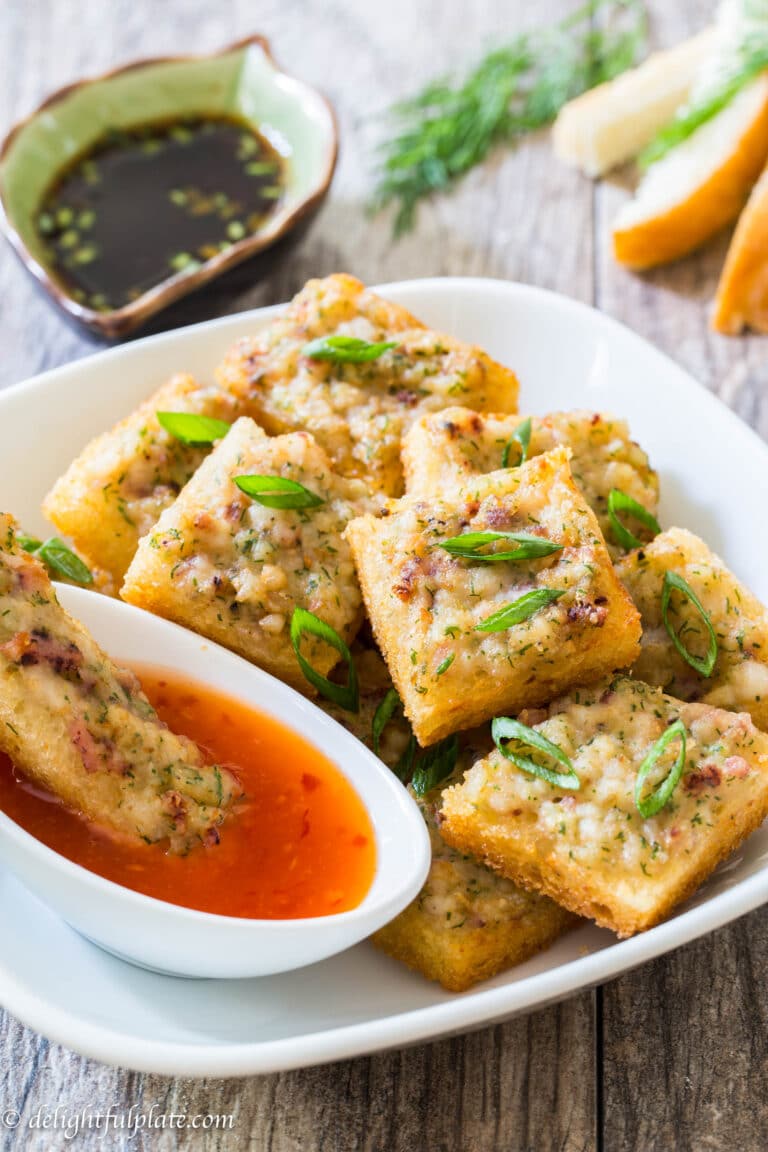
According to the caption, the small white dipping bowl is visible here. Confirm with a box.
[0,586,431,979]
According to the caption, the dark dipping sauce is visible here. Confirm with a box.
[36,115,286,312]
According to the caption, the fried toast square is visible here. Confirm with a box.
[121,418,370,692]
[373,783,575,992]
[0,514,239,853]
[616,527,768,730]
[345,447,641,746]
[440,675,768,936]
[402,407,659,558]
[319,667,575,991]
[215,274,519,496]
[43,373,248,586]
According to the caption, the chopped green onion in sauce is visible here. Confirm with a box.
[234,475,324,509]
[289,607,359,712]
[475,587,564,632]
[156,412,231,445]
[438,529,562,563]
[501,417,532,469]
[607,488,660,551]
[35,115,285,312]
[302,335,398,363]
[634,719,687,818]
[492,716,579,790]
[661,570,718,677]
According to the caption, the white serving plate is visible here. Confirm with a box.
[1,277,768,1076]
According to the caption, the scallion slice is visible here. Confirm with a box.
[234,475,324,509]
[290,608,359,712]
[37,538,94,585]
[492,716,579,790]
[501,417,532,468]
[634,719,686,819]
[661,571,718,677]
[475,587,564,632]
[18,533,93,585]
[438,530,562,563]
[607,489,660,551]
[372,688,402,756]
[156,412,231,445]
[302,335,397,363]
[411,734,459,797]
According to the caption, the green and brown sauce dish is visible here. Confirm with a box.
[0,36,337,339]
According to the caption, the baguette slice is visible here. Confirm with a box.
[712,163,768,332]
[553,28,715,177]
[613,73,768,268]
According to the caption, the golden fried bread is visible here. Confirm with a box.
[402,407,659,558]
[346,448,641,746]
[0,514,239,853]
[121,418,370,692]
[215,274,519,495]
[373,784,575,992]
[43,373,248,586]
[441,676,768,936]
[616,527,768,730]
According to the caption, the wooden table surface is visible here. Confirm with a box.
[2,0,767,1148]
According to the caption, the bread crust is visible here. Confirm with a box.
[613,76,768,269]
[713,166,768,334]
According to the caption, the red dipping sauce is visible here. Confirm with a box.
[0,666,376,919]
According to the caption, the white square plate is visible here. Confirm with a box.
[1,278,767,1076]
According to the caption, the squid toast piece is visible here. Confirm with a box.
[373,781,576,993]
[402,407,659,560]
[616,527,768,730]
[0,514,239,854]
[440,675,768,937]
[43,372,250,586]
[215,273,520,496]
[318,655,576,991]
[121,418,371,692]
[345,447,641,746]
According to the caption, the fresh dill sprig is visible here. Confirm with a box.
[640,37,768,168]
[372,0,647,236]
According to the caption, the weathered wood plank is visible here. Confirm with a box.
[595,4,768,1151]
[0,1,597,1149]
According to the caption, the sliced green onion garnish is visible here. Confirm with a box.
[438,530,562,564]
[501,417,532,468]
[372,688,402,757]
[156,412,231,445]
[394,733,418,783]
[289,607,358,712]
[411,734,459,797]
[302,335,398,363]
[475,587,564,633]
[661,570,718,678]
[16,533,42,553]
[634,719,686,819]
[35,537,93,585]
[607,489,660,551]
[234,475,324,509]
[492,716,579,790]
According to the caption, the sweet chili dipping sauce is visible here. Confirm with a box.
[0,666,375,919]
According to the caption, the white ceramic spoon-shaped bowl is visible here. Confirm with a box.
[0,586,430,979]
